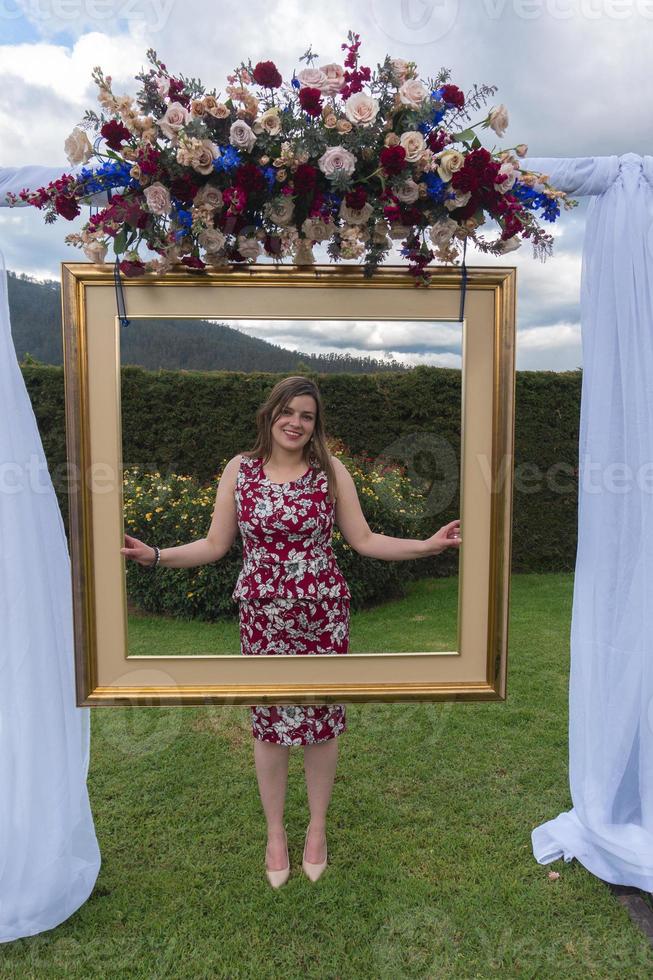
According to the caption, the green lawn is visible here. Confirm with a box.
[3,572,653,979]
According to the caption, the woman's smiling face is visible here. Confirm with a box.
[271,395,317,452]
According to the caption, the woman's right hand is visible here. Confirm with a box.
[120,534,156,566]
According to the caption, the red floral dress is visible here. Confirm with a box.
[232,453,351,746]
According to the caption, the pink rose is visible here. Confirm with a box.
[319,63,345,94]
[317,146,357,178]
[143,181,172,216]
[398,79,429,109]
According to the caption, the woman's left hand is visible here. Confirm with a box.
[422,519,462,556]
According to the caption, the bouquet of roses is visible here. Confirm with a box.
[7,31,577,286]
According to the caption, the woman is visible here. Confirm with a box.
[121,376,461,888]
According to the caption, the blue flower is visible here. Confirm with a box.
[77,159,133,194]
[263,166,277,192]
[512,180,561,223]
[173,208,193,229]
[422,173,446,202]
[431,107,446,125]
[213,145,241,172]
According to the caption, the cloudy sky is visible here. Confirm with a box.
[1,0,650,370]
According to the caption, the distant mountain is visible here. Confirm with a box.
[6,270,411,374]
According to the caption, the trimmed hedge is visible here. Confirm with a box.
[20,364,581,590]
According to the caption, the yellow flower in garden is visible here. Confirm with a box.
[145,512,152,520]
[187,592,194,597]
[155,507,163,512]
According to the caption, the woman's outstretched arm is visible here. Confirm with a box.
[120,455,241,568]
[332,456,461,560]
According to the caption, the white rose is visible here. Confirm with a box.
[194,183,223,210]
[390,58,410,83]
[296,67,329,91]
[371,218,391,245]
[444,189,472,212]
[339,200,374,225]
[319,63,345,95]
[394,179,420,204]
[343,92,379,128]
[229,119,257,154]
[65,127,93,166]
[497,235,522,254]
[294,239,315,264]
[317,145,357,178]
[494,162,519,193]
[82,240,108,263]
[237,235,262,260]
[193,139,220,175]
[436,149,465,182]
[398,78,429,109]
[198,227,226,252]
[154,75,169,98]
[158,101,190,139]
[399,130,425,163]
[253,107,282,137]
[143,181,172,216]
[302,216,334,242]
[429,217,459,247]
[487,104,509,138]
[265,196,295,227]
[387,224,412,241]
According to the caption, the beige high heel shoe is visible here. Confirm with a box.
[265,827,290,889]
[302,826,328,882]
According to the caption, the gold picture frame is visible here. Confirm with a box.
[61,261,516,707]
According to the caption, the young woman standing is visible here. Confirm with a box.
[121,376,461,887]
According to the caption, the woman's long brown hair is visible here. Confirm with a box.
[242,376,338,504]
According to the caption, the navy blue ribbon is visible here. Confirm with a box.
[458,237,468,323]
[114,256,130,329]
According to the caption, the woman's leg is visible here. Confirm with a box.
[303,737,339,862]
[253,738,290,868]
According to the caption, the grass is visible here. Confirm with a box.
[2,572,653,978]
[126,575,459,656]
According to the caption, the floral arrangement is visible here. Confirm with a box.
[8,32,577,286]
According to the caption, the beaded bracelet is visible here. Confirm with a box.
[147,545,161,570]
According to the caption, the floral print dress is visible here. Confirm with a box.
[232,453,351,746]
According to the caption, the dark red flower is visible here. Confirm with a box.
[181,254,206,269]
[294,163,318,196]
[345,188,367,210]
[262,233,283,256]
[223,185,247,213]
[167,78,190,107]
[169,173,200,205]
[440,84,465,108]
[233,163,265,193]
[252,60,283,88]
[427,128,449,153]
[118,259,146,277]
[136,144,162,176]
[379,145,407,176]
[298,86,322,117]
[54,194,80,220]
[101,119,132,151]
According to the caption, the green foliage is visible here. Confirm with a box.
[122,450,433,619]
[20,363,581,584]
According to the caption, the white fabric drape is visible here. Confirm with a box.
[523,152,653,889]
[0,166,101,943]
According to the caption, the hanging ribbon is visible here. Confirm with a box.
[113,256,130,329]
[458,237,468,323]
[105,186,131,329]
